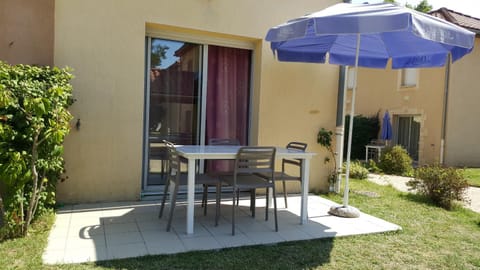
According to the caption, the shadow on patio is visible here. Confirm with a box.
[43,195,401,265]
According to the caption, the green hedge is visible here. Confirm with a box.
[343,114,380,160]
[0,62,74,239]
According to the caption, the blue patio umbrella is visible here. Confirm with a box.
[265,3,475,210]
[381,111,393,142]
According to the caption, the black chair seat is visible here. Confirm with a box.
[176,173,220,186]
[257,171,301,181]
[222,174,274,189]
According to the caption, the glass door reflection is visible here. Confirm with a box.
[147,39,201,186]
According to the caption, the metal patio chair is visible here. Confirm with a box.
[257,142,307,208]
[158,141,221,231]
[221,146,278,235]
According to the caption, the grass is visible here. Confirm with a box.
[464,168,480,187]
[1,180,479,269]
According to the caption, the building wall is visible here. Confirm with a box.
[54,0,340,203]
[445,37,480,167]
[0,0,54,66]
[348,63,445,165]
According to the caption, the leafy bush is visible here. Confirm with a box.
[365,159,382,173]
[0,62,74,238]
[344,160,369,179]
[378,145,413,176]
[407,164,469,210]
[344,113,380,160]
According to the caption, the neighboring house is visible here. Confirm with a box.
[430,8,480,167]
[0,0,342,203]
[351,8,480,167]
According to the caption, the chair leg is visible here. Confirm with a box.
[166,182,179,232]
[250,189,256,218]
[232,187,236,236]
[265,187,269,221]
[273,185,278,232]
[236,190,240,206]
[283,180,288,208]
[159,179,170,218]
[215,183,221,226]
[160,160,166,182]
[203,184,208,216]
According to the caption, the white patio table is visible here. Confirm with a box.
[175,145,316,234]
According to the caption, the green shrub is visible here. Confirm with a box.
[344,113,380,160]
[0,62,74,238]
[365,159,382,173]
[378,145,413,176]
[344,160,369,179]
[407,164,469,210]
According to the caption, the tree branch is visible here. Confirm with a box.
[31,173,47,221]
[0,192,5,229]
[23,131,40,236]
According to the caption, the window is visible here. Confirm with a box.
[394,115,420,161]
[400,68,418,88]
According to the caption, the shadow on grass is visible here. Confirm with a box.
[399,192,473,213]
[94,238,335,270]
[398,192,437,207]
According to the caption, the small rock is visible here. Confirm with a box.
[328,205,361,218]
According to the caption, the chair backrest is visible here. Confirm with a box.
[287,142,307,151]
[207,138,241,173]
[163,140,180,183]
[234,147,276,180]
[283,142,308,170]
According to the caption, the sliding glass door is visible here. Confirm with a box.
[143,37,251,191]
[395,115,420,161]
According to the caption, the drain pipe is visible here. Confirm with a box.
[334,0,351,193]
[334,67,347,193]
[331,0,352,193]
[440,54,451,165]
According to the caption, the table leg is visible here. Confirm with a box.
[186,158,195,234]
[301,158,310,224]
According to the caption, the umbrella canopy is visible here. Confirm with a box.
[265,3,475,208]
[381,111,392,141]
[266,3,475,69]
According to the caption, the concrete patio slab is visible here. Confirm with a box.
[43,195,401,264]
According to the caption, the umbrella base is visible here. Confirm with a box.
[328,205,361,218]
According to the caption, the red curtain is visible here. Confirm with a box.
[206,45,250,145]
[206,45,251,172]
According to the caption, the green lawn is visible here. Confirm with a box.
[1,180,479,270]
[464,168,480,187]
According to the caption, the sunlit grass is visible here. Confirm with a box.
[464,168,480,187]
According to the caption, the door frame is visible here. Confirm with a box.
[393,114,421,161]
[141,29,255,195]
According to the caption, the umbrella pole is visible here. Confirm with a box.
[343,33,361,207]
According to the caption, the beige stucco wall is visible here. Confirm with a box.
[349,63,445,165]
[445,37,480,167]
[55,0,340,203]
[0,0,54,66]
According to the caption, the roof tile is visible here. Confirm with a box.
[430,7,480,32]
